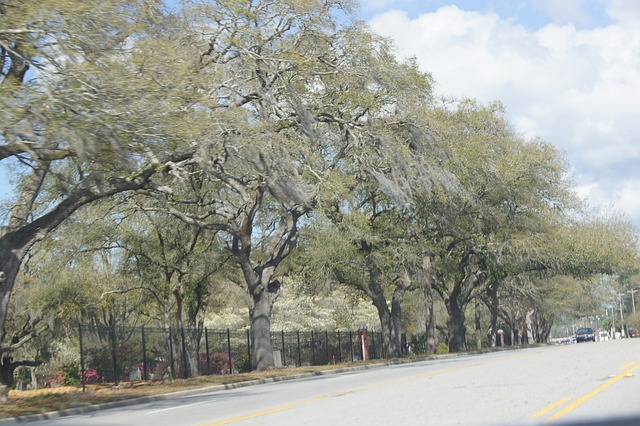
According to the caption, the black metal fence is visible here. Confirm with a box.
[76,324,383,387]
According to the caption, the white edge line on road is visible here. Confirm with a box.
[146,400,208,415]
[327,373,365,381]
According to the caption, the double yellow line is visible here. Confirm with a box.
[531,362,640,422]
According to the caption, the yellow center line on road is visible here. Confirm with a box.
[546,362,640,422]
[509,351,542,360]
[204,400,311,426]
[202,353,545,425]
[530,398,570,419]
[200,365,468,426]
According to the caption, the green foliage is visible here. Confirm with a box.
[626,312,640,333]
[234,351,252,374]
[60,364,81,387]
[271,277,379,331]
[435,343,449,355]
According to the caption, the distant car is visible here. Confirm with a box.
[575,327,596,342]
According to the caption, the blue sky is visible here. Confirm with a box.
[3,0,640,228]
[359,0,615,29]
[0,161,14,201]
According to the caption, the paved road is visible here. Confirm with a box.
[8,339,640,425]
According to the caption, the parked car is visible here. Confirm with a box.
[575,327,596,342]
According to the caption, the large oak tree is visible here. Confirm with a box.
[0,0,204,360]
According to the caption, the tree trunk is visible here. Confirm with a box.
[0,162,49,339]
[446,294,467,352]
[474,298,482,350]
[389,270,411,357]
[526,309,535,344]
[0,245,23,349]
[514,313,522,344]
[363,255,409,359]
[187,298,206,376]
[486,281,499,347]
[441,253,483,353]
[232,193,301,371]
[503,310,517,346]
[390,301,402,358]
[0,356,15,387]
[369,290,401,359]
[250,281,279,371]
[422,256,437,353]
[372,302,404,359]
[186,333,201,377]
[534,311,553,343]
[376,306,393,358]
[173,283,196,377]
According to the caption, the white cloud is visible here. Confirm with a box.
[577,179,640,223]
[615,181,640,220]
[368,5,640,227]
[605,0,640,23]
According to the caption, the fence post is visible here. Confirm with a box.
[325,331,330,365]
[281,331,286,367]
[180,327,189,379]
[371,332,376,359]
[168,328,175,379]
[205,328,210,375]
[246,329,251,372]
[110,322,119,385]
[227,328,232,375]
[296,331,301,367]
[311,331,316,366]
[142,325,147,381]
[78,323,86,392]
[338,331,342,363]
[349,331,354,362]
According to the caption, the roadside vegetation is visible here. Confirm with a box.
[0,345,531,420]
[1,363,369,419]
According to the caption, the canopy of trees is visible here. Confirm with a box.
[1,0,638,378]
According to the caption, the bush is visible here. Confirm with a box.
[435,343,449,355]
[51,367,102,386]
[82,368,101,384]
[84,339,143,383]
[153,361,170,380]
[234,351,252,373]
[61,364,81,386]
[199,352,231,375]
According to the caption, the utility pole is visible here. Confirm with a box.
[628,288,638,315]
[618,293,626,337]
[611,308,616,338]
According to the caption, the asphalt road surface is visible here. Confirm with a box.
[7,338,640,426]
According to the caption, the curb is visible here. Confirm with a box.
[0,346,538,424]
[0,358,420,424]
